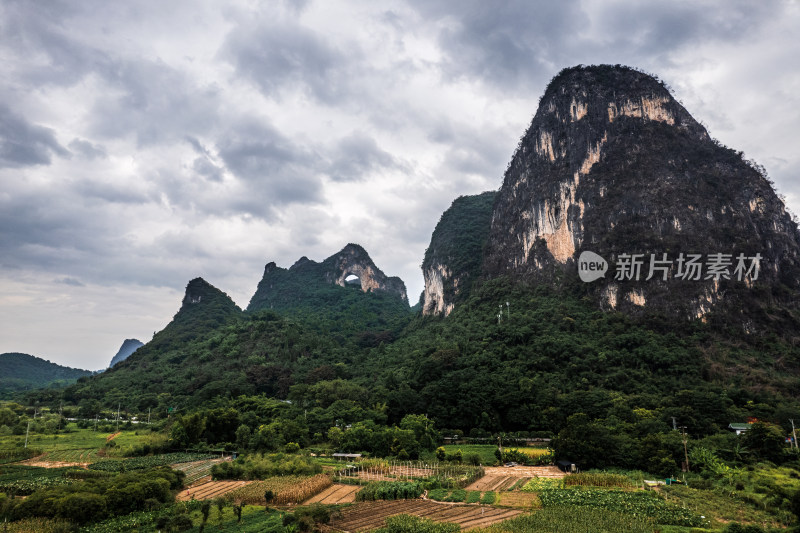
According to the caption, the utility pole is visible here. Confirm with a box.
[147,408,151,425]
[680,426,690,472]
[116,403,121,431]
[24,420,31,448]
[791,419,799,450]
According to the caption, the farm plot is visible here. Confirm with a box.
[89,452,215,472]
[224,474,332,505]
[466,475,522,492]
[330,500,523,531]
[496,491,539,508]
[483,466,565,478]
[171,457,228,486]
[176,480,251,501]
[22,448,100,467]
[304,483,361,504]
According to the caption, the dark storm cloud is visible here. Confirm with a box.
[407,0,780,91]
[0,104,70,168]
[0,188,114,273]
[407,0,587,88]
[591,1,777,55]
[0,1,114,87]
[216,119,323,214]
[221,18,354,104]
[327,132,402,182]
[88,59,221,146]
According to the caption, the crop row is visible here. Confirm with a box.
[172,458,223,485]
[88,453,214,472]
[41,448,99,463]
[537,488,708,527]
[224,474,332,505]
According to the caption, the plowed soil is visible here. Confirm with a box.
[304,483,361,504]
[329,500,523,531]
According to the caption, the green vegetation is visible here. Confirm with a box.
[356,481,424,501]
[2,467,183,525]
[480,491,496,504]
[421,192,497,306]
[537,488,707,527]
[210,453,321,479]
[0,353,91,399]
[475,506,654,532]
[375,514,460,533]
[88,452,213,472]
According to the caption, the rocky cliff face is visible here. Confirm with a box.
[248,243,408,312]
[421,192,496,316]
[481,65,800,319]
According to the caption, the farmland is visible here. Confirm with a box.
[437,445,550,466]
[171,457,228,485]
[335,460,484,488]
[87,452,215,472]
[304,482,362,504]
[223,473,333,505]
[329,499,523,531]
[176,479,252,501]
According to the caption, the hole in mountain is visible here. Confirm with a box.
[345,274,361,288]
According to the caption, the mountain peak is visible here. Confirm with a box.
[248,244,409,312]
[478,64,800,319]
[108,339,144,368]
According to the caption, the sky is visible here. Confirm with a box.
[1,0,799,370]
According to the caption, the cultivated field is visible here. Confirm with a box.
[176,480,251,501]
[303,483,361,504]
[171,457,228,486]
[223,474,333,505]
[329,499,523,531]
[466,466,564,493]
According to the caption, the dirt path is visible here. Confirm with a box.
[106,431,122,442]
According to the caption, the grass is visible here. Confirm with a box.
[0,426,110,452]
[662,484,791,528]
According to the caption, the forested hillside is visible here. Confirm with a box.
[0,353,91,399]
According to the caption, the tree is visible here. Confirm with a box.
[740,422,786,463]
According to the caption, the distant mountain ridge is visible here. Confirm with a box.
[0,352,91,398]
[108,339,144,368]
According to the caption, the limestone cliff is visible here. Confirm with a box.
[482,65,800,319]
[421,192,496,316]
[247,243,408,312]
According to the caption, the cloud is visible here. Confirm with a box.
[68,138,107,160]
[327,132,402,182]
[221,17,354,104]
[56,277,85,287]
[0,104,70,167]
